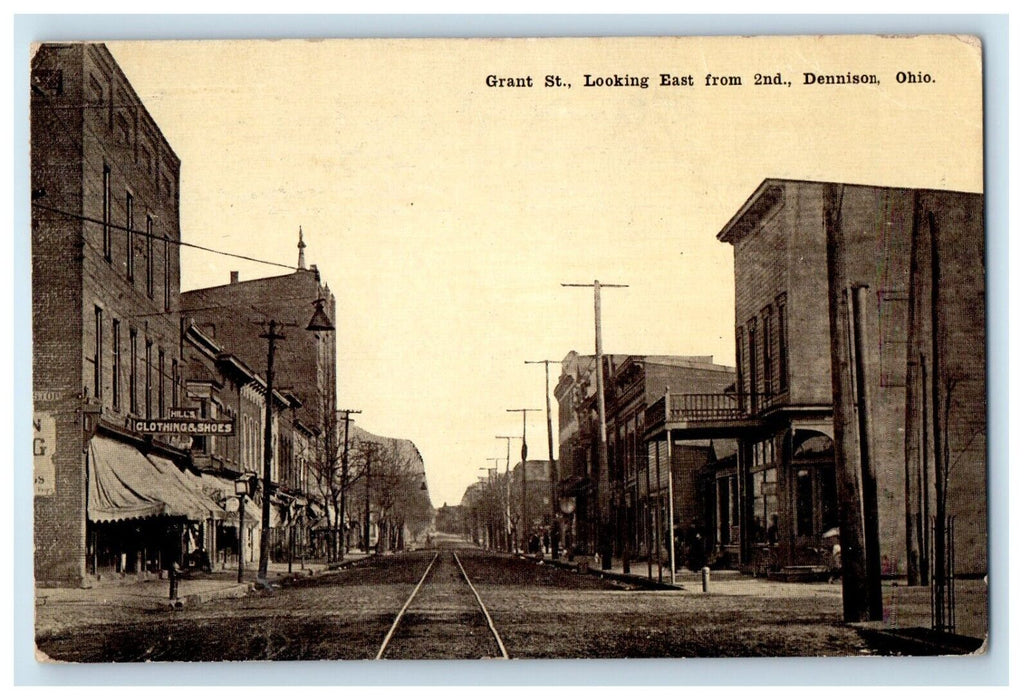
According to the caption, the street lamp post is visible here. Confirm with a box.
[559,494,577,561]
[234,474,252,583]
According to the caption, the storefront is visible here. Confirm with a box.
[86,435,227,579]
[740,427,837,575]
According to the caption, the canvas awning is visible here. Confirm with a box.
[148,454,227,521]
[87,436,225,523]
[199,473,262,525]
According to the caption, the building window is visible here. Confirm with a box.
[125,192,134,282]
[163,235,171,311]
[158,348,165,417]
[751,468,778,544]
[102,164,111,260]
[796,468,814,537]
[746,318,757,412]
[112,319,120,410]
[820,464,838,531]
[146,215,154,298]
[193,399,209,452]
[776,293,788,393]
[762,308,773,396]
[129,329,138,414]
[93,306,103,402]
[145,339,153,419]
[171,358,179,407]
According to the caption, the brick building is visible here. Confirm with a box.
[554,351,619,555]
[644,179,985,578]
[554,351,736,563]
[180,321,320,568]
[510,460,552,551]
[606,356,735,567]
[179,242,336,438]
[31,43,223,586]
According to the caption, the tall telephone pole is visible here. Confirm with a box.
[506,408,541,553]
[337,409,361,554]
[561,280,627,570]
[496,435,519,551]
[484,458,505,550]
[256,319,292,583]
[525,359,561,560]
[823,183,880,622]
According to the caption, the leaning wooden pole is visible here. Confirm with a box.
[929,206,947,630]
[823,183,873,622]
[851,284,884,620]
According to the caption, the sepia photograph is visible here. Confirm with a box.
[26,30,990,667]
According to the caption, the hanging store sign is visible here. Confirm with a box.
[168,407,199,419]
[132,418,235,435]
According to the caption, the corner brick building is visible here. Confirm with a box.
[644,179,985,578]
[32,43,207,586]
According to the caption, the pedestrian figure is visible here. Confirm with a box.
[686,520,706,572]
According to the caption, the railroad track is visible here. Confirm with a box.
[375,551,509,660]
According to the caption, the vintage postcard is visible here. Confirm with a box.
[30,34,986,662]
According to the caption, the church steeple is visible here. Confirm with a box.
[297,226,307,270]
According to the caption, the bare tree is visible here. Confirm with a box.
[308,366,346,560]
[357,439,433,552]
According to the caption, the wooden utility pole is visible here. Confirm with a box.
[507,408,541,552]
[496,435,519,552]
[356,440,381,553]
[562,280,628,570]
[338,409,361,554]
[851,284,883,620]
[929,204,948,629]
[822,183,874,622]
[484,459,505,550]
[257,319,291,583]
[526,359,561,560]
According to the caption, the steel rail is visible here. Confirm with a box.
[375,551,439,660]
[452,553,509,659]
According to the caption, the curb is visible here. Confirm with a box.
[587,566,684,591]
[523,553,684,591]
[167,582,252,609]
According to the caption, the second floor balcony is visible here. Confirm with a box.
[642,391,781,441]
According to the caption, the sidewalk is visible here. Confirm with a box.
[35,552,371,616]
[558,554,987,641]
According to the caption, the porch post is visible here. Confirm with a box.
[666,412,676,584]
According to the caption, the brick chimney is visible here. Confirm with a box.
[230,271,239,284]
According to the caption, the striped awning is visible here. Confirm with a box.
[87,436,226,523]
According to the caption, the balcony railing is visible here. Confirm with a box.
[645,392,781,432]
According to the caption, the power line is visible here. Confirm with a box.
[32,202,297,271]
[31,88,298,273]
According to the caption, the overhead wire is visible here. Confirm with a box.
[31,82,298,273]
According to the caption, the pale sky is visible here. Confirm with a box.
[105,36,983,507]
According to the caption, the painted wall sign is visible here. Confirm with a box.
[33,411,56,496]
